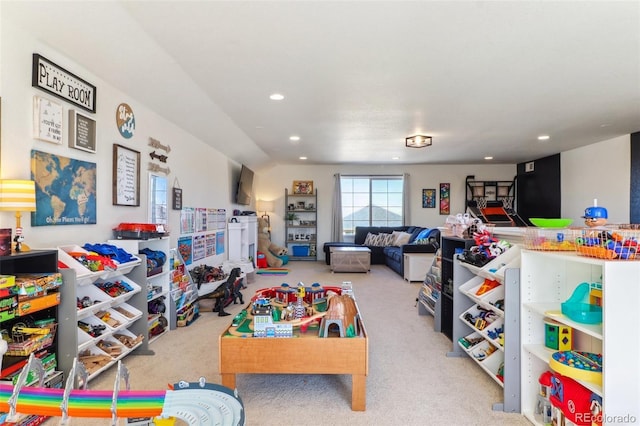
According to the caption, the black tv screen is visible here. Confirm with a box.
[235,165,254,205]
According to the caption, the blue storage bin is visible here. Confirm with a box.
[292,246,309,256]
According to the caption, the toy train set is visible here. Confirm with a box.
[226,283,358,339]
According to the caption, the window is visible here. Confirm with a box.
[340,175,404,239]
[148,173,168,225]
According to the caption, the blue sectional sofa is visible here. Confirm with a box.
[323,226,440,277]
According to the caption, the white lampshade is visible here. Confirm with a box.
[256,199,274,213]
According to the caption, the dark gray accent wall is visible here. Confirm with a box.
[630,132,640,223]
[516,154,561,224]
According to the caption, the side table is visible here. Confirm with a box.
[403,253,434,282]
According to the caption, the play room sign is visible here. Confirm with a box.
[32,53,97,113]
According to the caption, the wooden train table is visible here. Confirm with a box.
[218,299,369,411]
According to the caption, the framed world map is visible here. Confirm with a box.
[30,150,97,226]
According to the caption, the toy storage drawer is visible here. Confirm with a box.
[292,246,309,256]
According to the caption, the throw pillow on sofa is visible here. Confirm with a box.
[363,232,394,246]
[391,231,412,246]
[364,232,378,245]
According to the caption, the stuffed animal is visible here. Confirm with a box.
[257,216,287,267]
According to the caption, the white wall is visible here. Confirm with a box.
[253,163,517,252]
[0,19,245,267]
[562,135,630,225]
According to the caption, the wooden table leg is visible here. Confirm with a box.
[351,374,366,411]
[221,373,236,391]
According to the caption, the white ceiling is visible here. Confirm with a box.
[4,1,640,168]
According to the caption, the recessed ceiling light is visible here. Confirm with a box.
[484,156,493,160]
[392,156,400,160]
[537,135,550,141]
[299,156,307,160]
[269,93,284,101]
[289,136,300,141]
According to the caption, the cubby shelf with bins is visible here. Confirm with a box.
[285,188,317,261]
[417,249,442,332]
[520,249,639,424]
[55,244,151,385]
[449,244,521,413]
[107,238,172,341]
[0,250,61,425]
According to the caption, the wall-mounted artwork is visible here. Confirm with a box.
[32,53,97,113]
[193,234,206,261]
[69,109,97,153]
[206,233,216,257]
[178,235,193,265]
[113,144,140,206]
[422,188,436,208]
[180,207,195,234]
[439,183,451,215]
[293,180,313,194]
[216,231,225,255]
[33,96,63,144]
[116,103,135,139]
[30,150,97,226]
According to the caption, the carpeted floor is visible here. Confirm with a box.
[43,262,531,426]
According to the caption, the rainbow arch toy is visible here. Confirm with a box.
[0,354,244,425]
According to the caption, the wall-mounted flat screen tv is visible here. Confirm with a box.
[235,164,254,206]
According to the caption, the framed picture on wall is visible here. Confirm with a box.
[69,109,97,153]
[113,144,140,206]
[33,95,63,144]
[422,189,436,208]
[439,183,451,215]
[293,180,313,194]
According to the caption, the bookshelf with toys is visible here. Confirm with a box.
[450,240,522,413]
[107,238,172,342]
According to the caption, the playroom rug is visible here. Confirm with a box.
[255,268,290,275]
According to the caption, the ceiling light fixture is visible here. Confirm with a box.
[289,136,300,141]
[269,93,284,101]
[299,156,307,160]
[405,135,432,148]
[484,156,493,160]
[537,135,550,141]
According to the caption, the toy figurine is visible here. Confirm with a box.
[583,199,608,228]
[13,234,24,252]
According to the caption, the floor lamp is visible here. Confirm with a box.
[0,179,37,253]
[256,199,274,236]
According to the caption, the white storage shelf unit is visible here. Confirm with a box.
[56,244,149,384]
[451,244,521,413]
[107,238,172,338]
[520,250,640,424]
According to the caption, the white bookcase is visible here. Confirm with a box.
[520,249,640,424]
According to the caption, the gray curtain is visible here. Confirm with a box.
[331,173,343,241]
[403,173,410,225]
